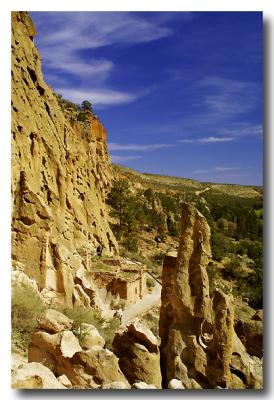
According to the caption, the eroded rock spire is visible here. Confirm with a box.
[159,202,234,389]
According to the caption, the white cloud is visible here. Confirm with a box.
[32,12,174,107]
[108,142,174,151]
[218,124,263,138]
[56,88,137,106]
[110,155,142,163]
[44,55,114,78]
[38,12,172,49]
[109,142,174,165]
[215,166,241,172]
[199,76,261,117]
[179,136,235,144]
[170,76,261,141]
[193,166,242,174]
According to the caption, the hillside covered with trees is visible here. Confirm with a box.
[108,167,263,310]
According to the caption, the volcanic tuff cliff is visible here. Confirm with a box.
[11,12,118,306]
[159,203,263,389]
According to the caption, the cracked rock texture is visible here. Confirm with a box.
[159,203,262,389]
[28,309,129,388]
[113,319,162,388]
[11,12,118,307]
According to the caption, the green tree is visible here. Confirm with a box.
[77,111,87,122]
[107,179,130,230]
[124,196,145,233]
[222,255,243,280]
[143,188,155,206]
[81,100,93,112]
[123,233,139,252]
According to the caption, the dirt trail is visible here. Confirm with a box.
[121,277,161,326]
[195,187,211,196]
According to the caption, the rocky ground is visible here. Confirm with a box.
[11,203,263,390]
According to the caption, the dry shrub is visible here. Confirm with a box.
[12,285,45,351]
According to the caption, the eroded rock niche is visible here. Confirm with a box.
[11,12,118,307]
[159,202,234,389]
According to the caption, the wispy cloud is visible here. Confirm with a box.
[172,76,262,143]
[198,76,261,117]
[218,123,263,138]
[179,136,235,144]
[109,142,175,165]
[110,155,142,163]
[108,142,174,151]
[39,12,172,49]
[193,166,242,174]
[56,88,137,106]
[215,166,241,172]
[32,12,174,107]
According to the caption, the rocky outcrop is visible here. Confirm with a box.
[132,382,157,389]
[101,381,130,389]
[159,203,262,389]
[36,309,73,333]
[234,310,263,358]
[77,323,105,350]
[57,374,72,388]
[11,12,118,308]
[230,333,263,389]
[12,269,41,297]
[168,378,185,389]
[12,362,66,389]
[113,319,162,388]
[28,309,129,388]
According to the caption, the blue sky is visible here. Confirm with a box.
[30,12,263,185]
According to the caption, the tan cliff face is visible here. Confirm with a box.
[160,203,234,389]
[11,12,118,306]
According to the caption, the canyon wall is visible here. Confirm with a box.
[11,12,118,306]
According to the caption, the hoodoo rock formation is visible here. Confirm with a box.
[159,202,262,389]
[11,12,118,307]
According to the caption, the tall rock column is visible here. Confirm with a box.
[159,203,234,389]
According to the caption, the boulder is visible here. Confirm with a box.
[29,320,129,389]
[113,319,161,388]
[57,374,72,388]
[74,348,129,386]
[101,381,131,389]
[36,309,73,333]
[127,319,158,353]
[12,362,66,389]
[132,382,157,389]
[78,323,105,349]
[230,333,263,389]
[29,330,61,372]
[59,330,82,358]
[168,379,185,389]
[12,269,40,295]
[11,350,28,372]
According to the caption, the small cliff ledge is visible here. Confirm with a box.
[11,12,118,307]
